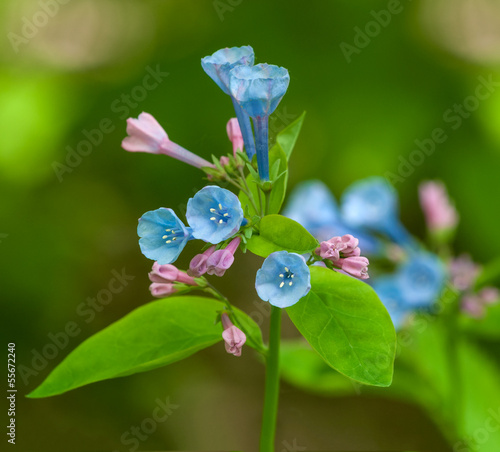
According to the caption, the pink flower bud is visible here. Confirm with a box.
[317,241,340,262]
[479,287,499,305]
[461,294,485,318]
[149,282,177,298]
[449,254,480,291]
[341,256,370,280]
[149,262,196,285]
[122,112,215,169]
[226,118,244,156]
[188,246,217,277]
[316,234,361,263]
[206,237,241,277]
[419,181,459,232]
[221,313,246,357]
[220,156,230,167]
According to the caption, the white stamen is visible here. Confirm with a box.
[210,217,216,221]
[279,274,284,278]
[166,240,172,244]
[284,267,289,272]
[162,235,168,239]
[210,208,216,213]
[289,281,293,286]
[219,203,223,210]
[279,281,285,288]
[223,213,229,217]
[219,219,224,224]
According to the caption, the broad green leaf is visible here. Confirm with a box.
[28,297,231,398]
[280,339,355,395]
[280,339,437,405]
[246,214,319,258]
[287,266,396,387]
[276,112,306,160]
[239,145,288,217]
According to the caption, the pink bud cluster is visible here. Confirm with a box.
[461,287,499,318]
[188,237,241,277]
[148,262,197,298]
[316,234,370,280]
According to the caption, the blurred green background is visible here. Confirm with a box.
[1,0,500,450]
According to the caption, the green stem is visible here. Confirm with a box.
[257,186,264,216]
[264,189,271,216]
[446,303,463,437]
[260,306,282,451]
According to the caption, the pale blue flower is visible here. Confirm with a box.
[201,46,256,159]
[229,64,290,180]
[283,180,382,255]
[229,63,290,118]
[341,176,415,248]
[372,276,411,330]
[397,251,447,308]
[201,46,254,94]
[255,251,311,308]
[186,186,244,244]
[138,208,192,265]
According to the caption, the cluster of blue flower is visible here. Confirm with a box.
[284,176,447,328]
[131,45,314,310]
[138,186,244,264]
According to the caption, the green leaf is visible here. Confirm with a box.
[280,339,356,395]
[286,266,396,387]
[246,214,319,258]
[28,297,229,398]
[276,112,306,160]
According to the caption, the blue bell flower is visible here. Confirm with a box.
[138,208,193,265]
[341,176,415,248]
[283,180,382,255]
[372,276,411,330]
[255,251,311,308]
[186,186,244,244]
[229,63,290,180]
[201,46,256,159]
[397,251,447,308]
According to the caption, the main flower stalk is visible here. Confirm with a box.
[254,116,270,181]
[259,306,282,451]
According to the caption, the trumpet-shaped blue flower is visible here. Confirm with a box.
[283,180,382,255]
[186,186,244,244]
[398,251,446,308]
[255,251,311,308]
[138,208,193,265]
[229,64,290,181]
[201,46,256,159]
[229,64,290,118]
[341,177,415,248]
[372,276,410,330]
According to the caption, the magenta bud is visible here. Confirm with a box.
[341,256,370,280]
[149,282,177,298]
[221,313,246,357]
[188,245,217,277]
